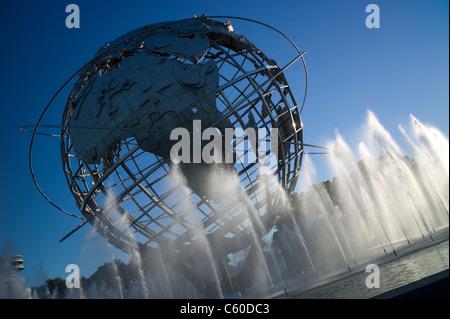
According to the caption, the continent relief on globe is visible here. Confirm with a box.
[68,27,234,165]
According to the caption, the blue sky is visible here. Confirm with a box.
[0,0,448,287]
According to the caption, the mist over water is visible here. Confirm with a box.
[272,111,448,289]
[2,111,448,298]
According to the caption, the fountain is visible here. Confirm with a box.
[10,110,449,299]
[270,111,448,296]
[71,111,448,298]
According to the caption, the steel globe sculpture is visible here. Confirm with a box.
[60,16,306,253]
[28,16,308,296]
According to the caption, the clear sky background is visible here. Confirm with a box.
[0,0,448,287]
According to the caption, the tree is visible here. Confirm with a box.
[45,277,67,298]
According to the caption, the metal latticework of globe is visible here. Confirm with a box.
[60,17,306,257]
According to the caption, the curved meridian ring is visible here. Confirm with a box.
[29,16,309,257]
